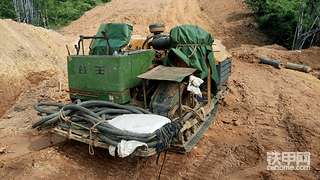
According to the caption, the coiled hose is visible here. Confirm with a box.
[33,100,185,155]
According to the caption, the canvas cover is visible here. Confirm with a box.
[89,23,133,55]
[164,25,219,93]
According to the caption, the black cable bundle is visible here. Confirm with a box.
[32,100,184,154]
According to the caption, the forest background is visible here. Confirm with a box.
[0,0,111,29]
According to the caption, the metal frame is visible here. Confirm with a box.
[137,65,197,117]
[48,126,157,157]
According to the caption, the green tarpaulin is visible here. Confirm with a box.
[89,23,133,55]
[164,25,219,94]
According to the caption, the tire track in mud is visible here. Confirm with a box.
[221,56,320,179]
[273,81,319,153]
[187,149,224,179]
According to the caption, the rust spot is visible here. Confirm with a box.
[68,88,97,96]
[123,89,130,97]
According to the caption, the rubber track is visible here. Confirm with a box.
[182,103,219,153]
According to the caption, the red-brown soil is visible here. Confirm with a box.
[0,19,68,117]
[1,0,320,179]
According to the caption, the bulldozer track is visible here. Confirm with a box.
[182,103,219,153]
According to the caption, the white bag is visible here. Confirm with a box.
[107,114,171,157]
[187,75,204,97]
[108,114,171,134]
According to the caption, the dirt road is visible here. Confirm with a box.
[1,0,320,179]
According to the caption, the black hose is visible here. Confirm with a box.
[97,134,118,146]
[32,109,72,128]
[96,109,132,116]
[33,100,185,155]
[122,105,152,114]
[34,102,65,114]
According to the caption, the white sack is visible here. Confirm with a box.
[187,75,204,97]
[107,114,171,157]
[108,114,171,134]
[117,140,148,158]
[109,145,116,157]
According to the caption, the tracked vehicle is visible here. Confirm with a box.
[33,23,232,157]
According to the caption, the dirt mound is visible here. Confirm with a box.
[61,0,171,37]
[230,44,320,71]
[60,0,212,53]
[60,0,213,37]
[60,0,271,51]
[0,19,68,117]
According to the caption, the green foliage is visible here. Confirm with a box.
[4,0,111,28]
[0,0,16,19]
[245,0,300,49]
[41,0,111,28]
[244,0,267,13]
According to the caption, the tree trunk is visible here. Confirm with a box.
[12,0,39,25]
[293,0,320,49]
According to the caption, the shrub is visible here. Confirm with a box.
[245,0,300,49]
[0,0,17,19]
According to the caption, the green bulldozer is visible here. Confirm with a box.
[33,23,232,157]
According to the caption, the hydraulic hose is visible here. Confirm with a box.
[32,100,185,153]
